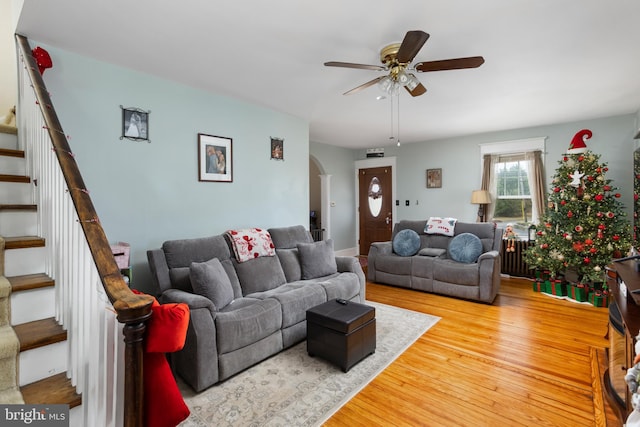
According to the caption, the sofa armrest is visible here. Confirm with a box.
[159,288,221,391]
[335,256,366,302]
[477,250,501,303]
[369,241,393,256]
[366,241,392,282]
[160,289,215,313]
[478,250,499,262]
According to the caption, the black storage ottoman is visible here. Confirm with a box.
[306,299,376,372]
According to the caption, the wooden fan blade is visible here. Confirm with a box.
[396,30,430,63]
[343,76,386,95]
[405,82,427,97]
[324,61,386,71]
[415,56,485,72]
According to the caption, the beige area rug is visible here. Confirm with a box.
[178,301,439,427]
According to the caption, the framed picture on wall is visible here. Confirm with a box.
[271,137,284,160]
[120,106,150,142]
[426,168,442,188]
[198,133,233,182]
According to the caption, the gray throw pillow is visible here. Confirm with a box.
[297,239,338,280]
[418,247,447,257]
[448,233,483,263]
[392,229,421,256]
[189,257,234,310]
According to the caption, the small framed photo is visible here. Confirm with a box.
[426,168,442,188]
[120,106,150,142]
[270,137,284,160]
[198,133,233,182]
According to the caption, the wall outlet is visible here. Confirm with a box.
[405,200,410,206]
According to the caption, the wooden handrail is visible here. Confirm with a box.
[15,34,153,427]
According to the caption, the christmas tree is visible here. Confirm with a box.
[524,129,632,286]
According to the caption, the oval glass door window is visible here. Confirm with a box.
[368,176,383,217]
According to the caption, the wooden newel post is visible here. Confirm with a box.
[122,317,150,427]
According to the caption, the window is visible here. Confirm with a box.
[480,137,546,238]
[493,155,533,231]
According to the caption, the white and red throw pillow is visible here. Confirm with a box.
[227,228,275,263]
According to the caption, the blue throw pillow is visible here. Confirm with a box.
[392,229,421,257]
[448,233,483,263]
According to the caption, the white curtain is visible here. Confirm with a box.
[525,150,545,224]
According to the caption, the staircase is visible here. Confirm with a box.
[0,126,81,414]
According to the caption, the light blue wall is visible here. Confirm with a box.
[35,43,309,293]
[309,142,358,251]
[356,114,636,224]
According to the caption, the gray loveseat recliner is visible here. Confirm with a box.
[147,225,365,392]
[367,220,502,303]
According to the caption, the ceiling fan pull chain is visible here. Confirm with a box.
[389,95,395,140]
[397,92,401,147]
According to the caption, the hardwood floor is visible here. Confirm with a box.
[325,277,619,427]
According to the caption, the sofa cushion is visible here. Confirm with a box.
[297,239,338,279]
[215,298,282,354]
[247,282,326,328]
[189,258,234,310]
[163,235,231,268]
[448,233,483,263]
[393,229,421,256]
[234,256,287,295]
[269,225,313,249]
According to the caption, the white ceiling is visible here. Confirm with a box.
[16,0,640,149]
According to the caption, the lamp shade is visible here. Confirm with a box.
[470,190,491,204]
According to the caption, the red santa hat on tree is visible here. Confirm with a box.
[567,129,592,154]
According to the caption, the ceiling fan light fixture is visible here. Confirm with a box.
[378,75,392,92]
[396,69,410,85]
[405,74,420,91]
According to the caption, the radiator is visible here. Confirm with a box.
[501,240,535,278]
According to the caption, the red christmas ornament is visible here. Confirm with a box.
[598,224,606,230]
[553,187,560,193]
[563,156,568,161]
[587,176,594,182]
[31,46,53,75]
[583,257,591,264]
[589,247,597,254]
[573,242,584,252]
[595,194,604,201]
[613,235,620,241]
[567,211,574,218]
[615,193,621,198]
[578,155,585,161]
[560,200,566,205]
[603,185,611,191]
[584,239,593,245]
[597,168,602,173]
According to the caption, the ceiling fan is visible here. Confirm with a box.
[325,30,484,97]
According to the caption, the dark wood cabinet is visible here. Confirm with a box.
[605,260,640,421]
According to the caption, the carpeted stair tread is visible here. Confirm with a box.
[4,236,45,250]
[0,387,24,404]
[7,273,54,292]
[14,317,66,352]
[21,372,81,408]
[0,174,30,183]
[0,325,19,359]
[0,148,24,158]
[0,204,37,211]
[0,124,17,135]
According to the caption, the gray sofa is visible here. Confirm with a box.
[367,220,502,303]
[147,225,365,392]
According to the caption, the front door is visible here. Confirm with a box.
[359,166,393,255]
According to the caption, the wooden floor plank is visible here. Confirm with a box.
[323,277,618,427]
